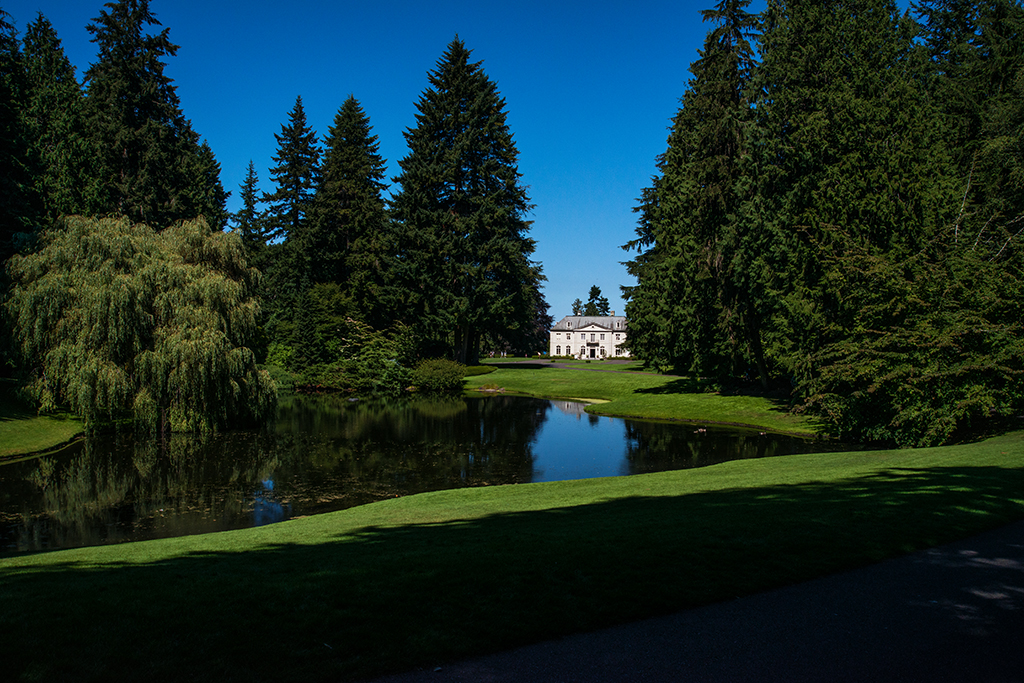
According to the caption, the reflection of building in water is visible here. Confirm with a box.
[551,400,589,418]
[549,314,629,358]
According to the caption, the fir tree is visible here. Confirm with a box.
[391,38,544,364]
[745,0,1019,445]
[309,95,391,326]
[83,0,224,227]
[0,9,38,261]
[582,285,611,316]
[21,13,98,222]
[259,95,320,351]
[623,0,762,380]
[262,95,320,246]
[231,160,266,266]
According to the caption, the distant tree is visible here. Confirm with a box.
[390,38,544,364]
[6,216,276,433]
[82,0,225,227]
[582,285,610,316]
[230,160,266,265]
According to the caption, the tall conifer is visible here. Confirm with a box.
[0,9,38,261]
[83,0,224,227]
[231,160,266,266]
[262,95,320,246]
[21,13,97,222]
[391,38,544,363]
[624,0,762,380]
[309,95,392,326]
[260,95,320,348]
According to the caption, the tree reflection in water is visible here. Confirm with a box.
[1,395,844,554]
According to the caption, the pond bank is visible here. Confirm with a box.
[466,363,822,437]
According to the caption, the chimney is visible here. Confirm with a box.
[610,311,615,316]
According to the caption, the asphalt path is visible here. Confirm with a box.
[368,519,1024,683]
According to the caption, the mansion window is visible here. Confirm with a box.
[600,334,604,340]
[556,346,561,355]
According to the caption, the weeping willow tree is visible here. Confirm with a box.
[6,215,277,432]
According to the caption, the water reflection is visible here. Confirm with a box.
[0,395,843,554]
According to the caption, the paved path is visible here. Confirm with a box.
[369,520,1024,682]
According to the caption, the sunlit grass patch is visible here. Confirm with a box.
[465,366,819,436]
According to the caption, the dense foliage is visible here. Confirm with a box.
[624,0,1024,445]
[390,38,546,364]
[6,216,276,432]
[411,358,467,394]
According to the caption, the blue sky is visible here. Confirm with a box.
[4,0,768,319]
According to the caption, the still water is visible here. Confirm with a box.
[0,394,843,554]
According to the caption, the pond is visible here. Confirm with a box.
[0,394,846,554]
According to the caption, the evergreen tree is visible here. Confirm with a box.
[259,95,320,351]
[744,0,1023,445]
[571,298,584,316]
[262,95,320,246]
[231,160,267,266]
[582,285,611,316]
[310,95,392,326]
[82,0,225,227]
[175,129,229,229]
[21,13,98,222]
[623,0,761,380]
[0,8,38,262]
[391,38,544,364]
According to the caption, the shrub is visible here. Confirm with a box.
[412,359,466,393]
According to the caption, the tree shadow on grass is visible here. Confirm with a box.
[486,361,553,370]
[2,464,1024,682]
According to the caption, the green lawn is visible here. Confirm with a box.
[3,431,1023,682]
[0,380,82,460]
[465,365,821,436]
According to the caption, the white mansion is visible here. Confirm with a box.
[549,314,629,359]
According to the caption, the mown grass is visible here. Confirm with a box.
[0,379,82,460]
[465,365,820,436]
[2,431,1023,682]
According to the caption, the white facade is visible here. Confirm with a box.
[548,314,629,359]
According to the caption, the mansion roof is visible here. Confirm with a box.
[551,315,627,332]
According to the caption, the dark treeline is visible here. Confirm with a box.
[624,0,1024,446]
[0,1,550,430]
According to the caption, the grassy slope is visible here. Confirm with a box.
[0,380,82,459]
[466,365,820,436]
[2,432,1023,682]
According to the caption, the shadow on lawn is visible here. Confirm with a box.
[485,361,553,370]
[3,464,1024,683]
